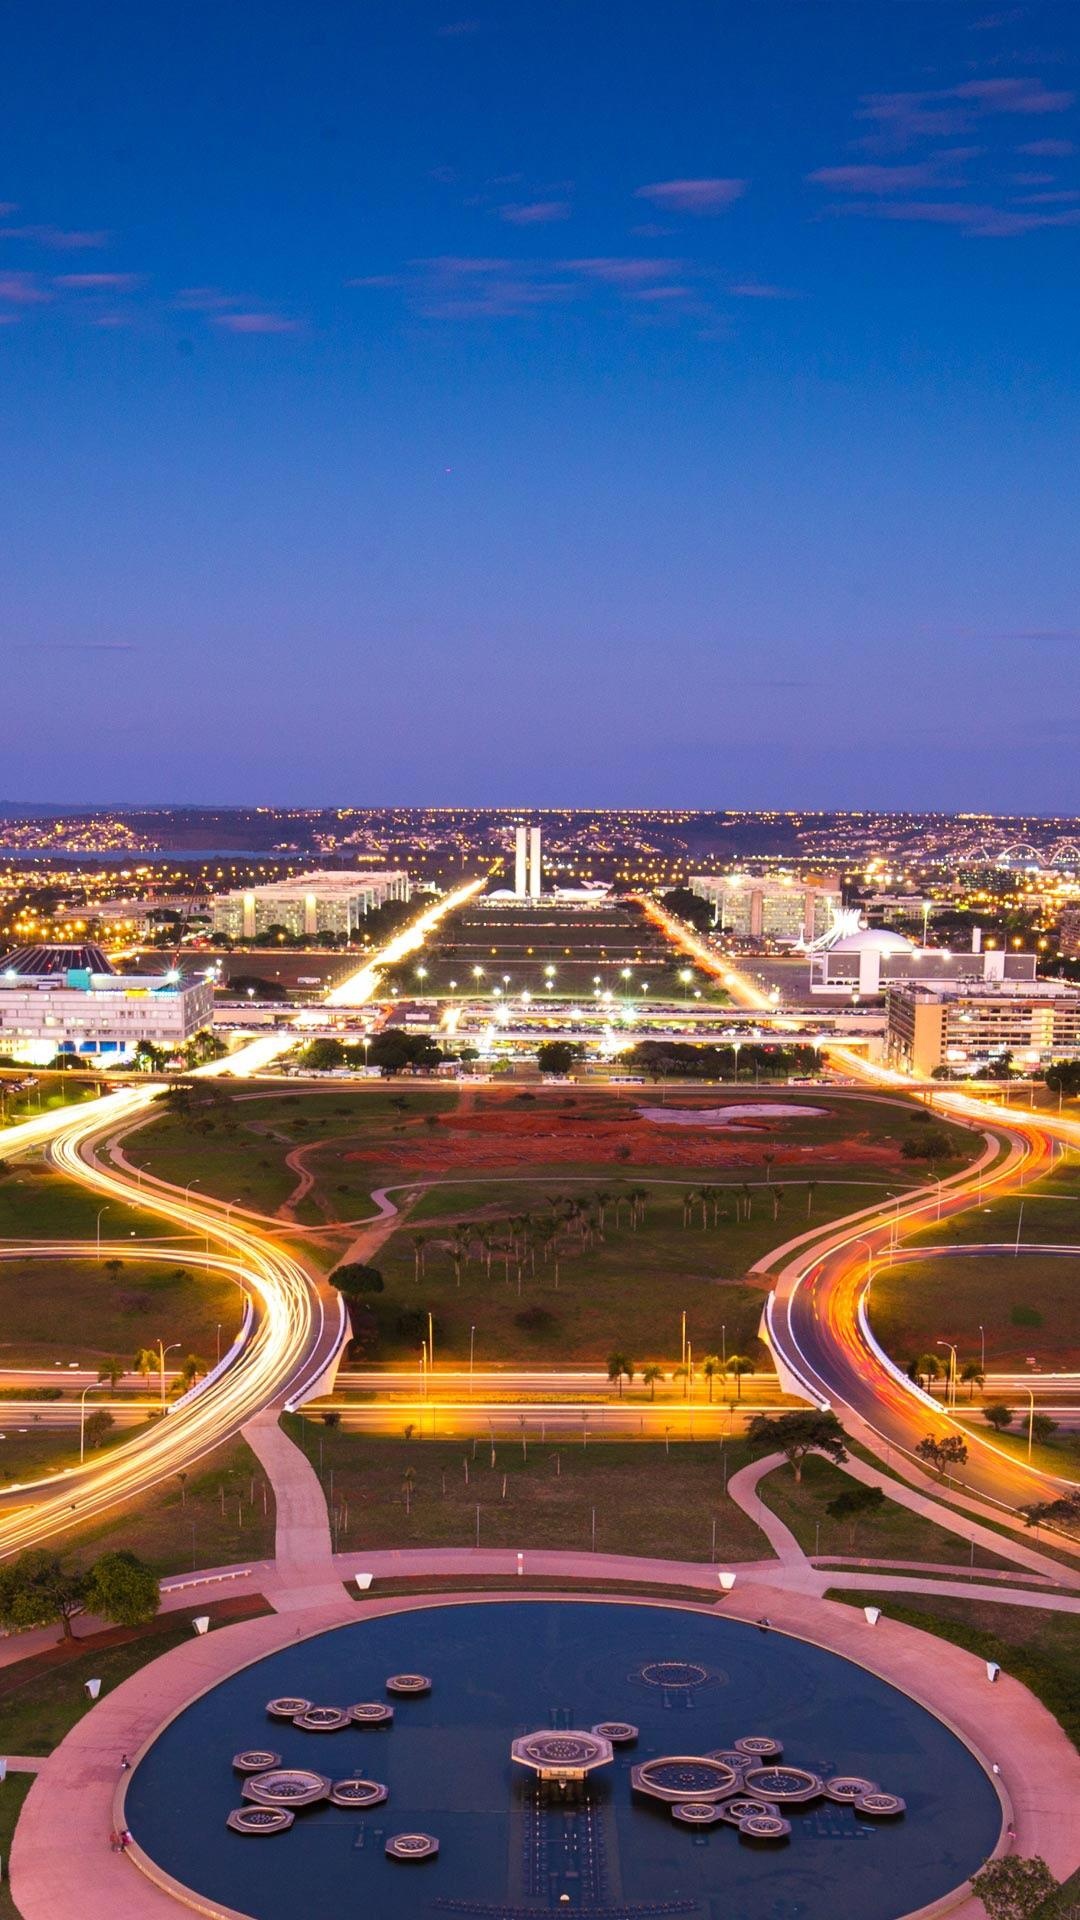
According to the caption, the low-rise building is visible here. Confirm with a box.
[810,925,1037,998]
[886,977,1080,1077]
[0,945,214,1064]
[211,869,409,940]
[689,872,841,945]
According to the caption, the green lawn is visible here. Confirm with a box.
[0,1256,243,1369]
[758,1454,1015,1568]
[825,1588,1080,1753]
[0,1619,198,1758]
[0,1417,154,1488]
[285,1423,765,1563]
[870,1161,1080,1371]
[55,1438,276,1575]
[0,1773,32,1917]
[0,1166,154,1243]
[360,1173,939,1366]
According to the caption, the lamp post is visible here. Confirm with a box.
[1025,1387,1035,1463]
[979,1322,986,1373]
[79,1382,98,1463]
[469,1323,476,1395]
[936,1339,958,1408]
[95,1207,108,1259]
[157,1339,180,1409]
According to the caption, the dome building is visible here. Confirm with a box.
[809,917,1036,998]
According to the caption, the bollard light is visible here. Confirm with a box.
[192,1616,210,1636]
[863,1606,881,1626]
[718,1571,736,1592]
[85,1678,102,1700]
[516,1552,524,1578]
[354,1572,373,1592]
[986,1661,1001,1684]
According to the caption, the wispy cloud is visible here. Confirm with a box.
[18,641,139,652]
[827,197,1080,236]
[1018,137,1076,156]
[729,281,799,300]
[498,199,571,225]
[437,18,479,34]
[365,253,713,323]
[0,272,50,305]
[808,156,977,195]
[214,311,299,334]
[635,178,747,213]
[856,76,1074,150]
[1,225,108,249]
[560,256,682,284]
[53,272,141,292]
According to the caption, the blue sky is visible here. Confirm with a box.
[3,0,1079,810]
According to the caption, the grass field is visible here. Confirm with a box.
[0,1255,243,1370]
[286,1423,766,1562]
[826,1588,1080,1753]
[0,1774,32,1916]
[758,1454,1015,1567]
[51,1437,276,1575]
[871,1161,1080,1371]
[378,896,728,1003]
[0,1165,154,1243]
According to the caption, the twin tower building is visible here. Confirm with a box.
[513,825,543,898]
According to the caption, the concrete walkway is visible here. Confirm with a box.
[239,1412,340,1610]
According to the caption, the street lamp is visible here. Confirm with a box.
[1025,1387,1036,1462]
[79,1382,98,1463]
[157,1339,181,1409]
[936,1339,958,1407]
[95,1207,108,1259]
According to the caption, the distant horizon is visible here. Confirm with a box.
[3,798,1080,822]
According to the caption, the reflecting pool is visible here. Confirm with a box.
[126,1599,1001,1920]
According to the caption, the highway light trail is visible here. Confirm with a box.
[325,878,485,1007]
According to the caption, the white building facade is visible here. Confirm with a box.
[211,869,409,940]
[0,963,215,1064]
[689,872,841,944]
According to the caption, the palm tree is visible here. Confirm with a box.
[401,1465,416,1515]
[727,1354,755,1399]
[134,1347,156,1387]
[103,1257,123,1281]
[916,1352,942,1389]
[961,1361,985,1400]
[642,1363,664,1400]
[97,1357,126,1391]
[701,1354,721,1401]
[770,1183,784,1222]
[594,1190,613,1230]
[672,1363,689,1399]
[739,1181,753,1221]
[682,1188,697,1230]
[606,1351,634,1398]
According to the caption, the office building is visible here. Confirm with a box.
[0,945,215,1064]
[513,825,543,898]
[886,977,1080,1077]
[689,871,841,945]
[211,870,409,940]
[1058,906,1080,960]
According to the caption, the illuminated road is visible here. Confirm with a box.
[0,887,485,1558]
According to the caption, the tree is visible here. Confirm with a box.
[642,1363,664,1400]
[330,1261,384,1297]
[537,1041,584,1077]
[825,1484,885,1546]
[1030,1412,1058,1444]
[746,1409,847,1482]
[297,1037,347,1071]
[176,1354,207,1389]
[901,1128,954,1165]
[97,1357,126,1391]
[84,1408,114,1450]
[915,1432,968,1478]
[134,1346,157,1385]
[83,1550,159,1628]
[660,886,713,933]
[914,1352,942,1387]
[1044,1058,1080,1098]
[103,1258,124,1281]
[701,1355,721,1401]
[606,1351,634,1398]
[726,1354,756,1401]
[971,1857,1059,1920]
[984,1401,1013,1431]
[0,1550,85,1640]
[960,1361,985,1399]
[1022,1491,1080,1536]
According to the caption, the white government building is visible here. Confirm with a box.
[211,869,410,940]
[0,945,215,1064]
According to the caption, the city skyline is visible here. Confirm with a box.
[3,0,1079,810]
